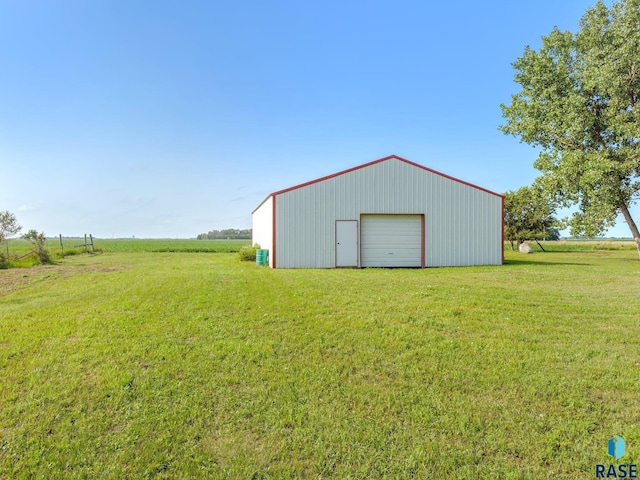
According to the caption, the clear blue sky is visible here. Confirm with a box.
[1,0,635,238]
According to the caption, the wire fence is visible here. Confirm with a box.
[4,234,95,260]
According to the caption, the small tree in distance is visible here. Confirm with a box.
[504,186,559,251]
[0,210,22,244]
[0,210,22,266]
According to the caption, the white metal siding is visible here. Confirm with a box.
[251,195,273,267]
[273,157,502,268]
[361,215,421,267]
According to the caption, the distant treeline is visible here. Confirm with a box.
[197,229,252,240]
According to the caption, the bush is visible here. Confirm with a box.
[22,230,52,265]
[66,248,83,257]
[238,244,259,262]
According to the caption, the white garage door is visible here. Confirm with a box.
[361,215,422,267]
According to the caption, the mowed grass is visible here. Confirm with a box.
[1,250,639,478]
[516,240,637,252]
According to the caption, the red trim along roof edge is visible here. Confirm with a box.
[268,155,504,199]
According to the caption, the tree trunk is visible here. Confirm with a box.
[620,203,640,259]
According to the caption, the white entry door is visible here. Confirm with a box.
[336,220,358,267]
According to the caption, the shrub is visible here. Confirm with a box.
[22,230,52,265]
[8,255,41,268]
[61,248,83,257]
[238,244,259,262]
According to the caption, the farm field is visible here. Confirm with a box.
[3,238,250,264]
[93,238,250,253]
[1,247,639,478]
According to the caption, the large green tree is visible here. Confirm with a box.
[500,0,640,257]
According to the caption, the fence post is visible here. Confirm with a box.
[60,234,64,258]
[90,234,95,252]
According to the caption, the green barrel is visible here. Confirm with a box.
[256,249,269,266]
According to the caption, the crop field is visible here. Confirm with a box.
[1,244,639,478]
[3,238,250,264]
[94,238,250,253]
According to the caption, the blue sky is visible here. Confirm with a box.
[1,0,635,238]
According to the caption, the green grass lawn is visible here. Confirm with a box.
[1,250,639,478]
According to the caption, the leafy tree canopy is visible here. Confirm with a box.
[500,0,640,256]
[504,186,558,247]
[197,228,252,240]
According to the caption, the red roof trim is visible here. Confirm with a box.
[269,155,504,199]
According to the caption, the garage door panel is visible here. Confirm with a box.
[367,236,420,245]
[361,215,422,267]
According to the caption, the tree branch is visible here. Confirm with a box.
[592,128,608,150]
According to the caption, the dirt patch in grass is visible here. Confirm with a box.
[0,269,33,293]
[0,264,124,296]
